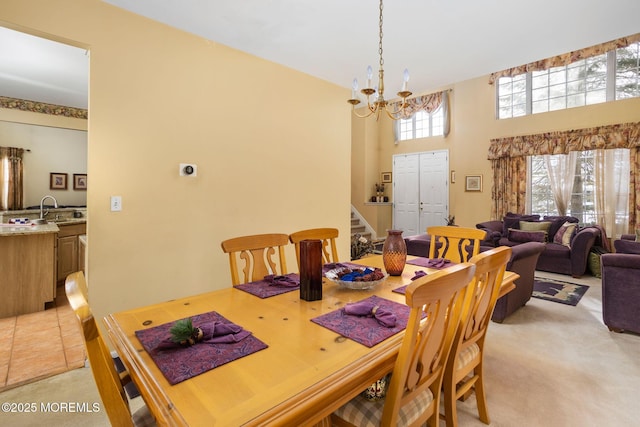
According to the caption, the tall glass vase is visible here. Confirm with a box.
[382,230,407,276]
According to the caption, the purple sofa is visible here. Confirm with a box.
[601,238,640,334]
[476,214,600,278]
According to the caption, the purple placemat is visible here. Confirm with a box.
[310,295,412,347]
[407,257,456,269]
[235,273,300,298]
[135,311,268,385]
[393,270,428,294]
[392,285,408,295]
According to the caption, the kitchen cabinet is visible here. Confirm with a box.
[0,225,57,317]
[57,223,87,284]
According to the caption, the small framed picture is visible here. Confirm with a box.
[465,175,482,192]
[73,174,87,190]
[50,172,68,190]
[381,171,392,183]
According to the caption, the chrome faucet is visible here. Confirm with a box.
[40,195,58,220]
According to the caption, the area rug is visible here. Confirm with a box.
[532,277,589,306]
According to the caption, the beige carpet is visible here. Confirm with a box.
[0,271,637,426]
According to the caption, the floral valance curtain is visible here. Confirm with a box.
[488,33,640,84]
[390,90,450,138]
[0,146,25,211]
[488,122,640,159]
[389,91,443,118]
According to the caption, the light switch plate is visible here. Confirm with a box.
[110,196,122,212]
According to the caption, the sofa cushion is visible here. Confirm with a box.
[508,228,547,243]
[543,242,572,259]
[553,221,577,247]
[502,213,540,236]
[519,221,551,241]
[543,216,579,240]
[497,237,519,247]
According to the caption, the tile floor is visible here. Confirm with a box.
[0,287,86,391]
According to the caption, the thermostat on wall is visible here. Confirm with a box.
[179,163,197,177]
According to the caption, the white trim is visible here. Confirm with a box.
[351,205,379,241]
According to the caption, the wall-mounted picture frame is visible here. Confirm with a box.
[50,172,68,190]
[381,171,392,183]
[465,175,482,192]
[73,173,87,190]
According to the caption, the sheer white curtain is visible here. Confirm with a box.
[544,152,577,216]
[594,149,630,238]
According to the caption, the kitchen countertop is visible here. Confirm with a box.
[0,222,60,236]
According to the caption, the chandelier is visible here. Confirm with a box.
[347,0,412,120]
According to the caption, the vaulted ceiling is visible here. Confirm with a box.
[2,0,639,110]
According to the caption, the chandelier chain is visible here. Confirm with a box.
[378,0,384,69]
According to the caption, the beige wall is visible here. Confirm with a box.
[355,73,640,233]
[0,120,87,207]
[1,0,351,321]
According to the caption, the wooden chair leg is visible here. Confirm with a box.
[474,364,490,424]
[442,381,458,427]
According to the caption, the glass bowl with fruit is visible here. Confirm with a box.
[325,266,388,290]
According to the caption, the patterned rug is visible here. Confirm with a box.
[532,277,589,306]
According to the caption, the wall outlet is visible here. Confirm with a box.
[179,163,197,177]
[110,196,122,212]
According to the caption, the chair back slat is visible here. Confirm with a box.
[221,233,289,285]
[427,226,487,263]
[289,228,339,268]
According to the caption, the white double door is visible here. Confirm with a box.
[392,150,449,236]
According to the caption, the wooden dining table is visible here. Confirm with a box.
[104,255,518,427]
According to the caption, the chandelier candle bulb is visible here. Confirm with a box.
[402,69,410,91]
[367,65,373,88]
[352,78,359,99]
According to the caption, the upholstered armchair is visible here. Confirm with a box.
[492,242,546,323]
[601,239,640,334]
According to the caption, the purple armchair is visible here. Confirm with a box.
[492,242,546,323]
[601,239,640,334]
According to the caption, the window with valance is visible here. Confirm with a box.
[487,122,640,234]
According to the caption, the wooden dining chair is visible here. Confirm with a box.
[427,226,487,263]
[441,246,511,427]
[331,262,477,427]
[65,271,155,427]
[220,233,290,285]
[288,227,339,268]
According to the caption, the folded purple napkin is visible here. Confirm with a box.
[426,258,452,268]
[153,321,251,352]
[264,274,299,287]
[343,301,397,328]
[411,270,427,280]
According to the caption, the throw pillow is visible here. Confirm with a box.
[553,221,578,247]
[519,221,551,241]
[508,228,546,243]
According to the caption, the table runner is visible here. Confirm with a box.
[235,273,300,298]
[135,311,268,385]
[310,295,412,347]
